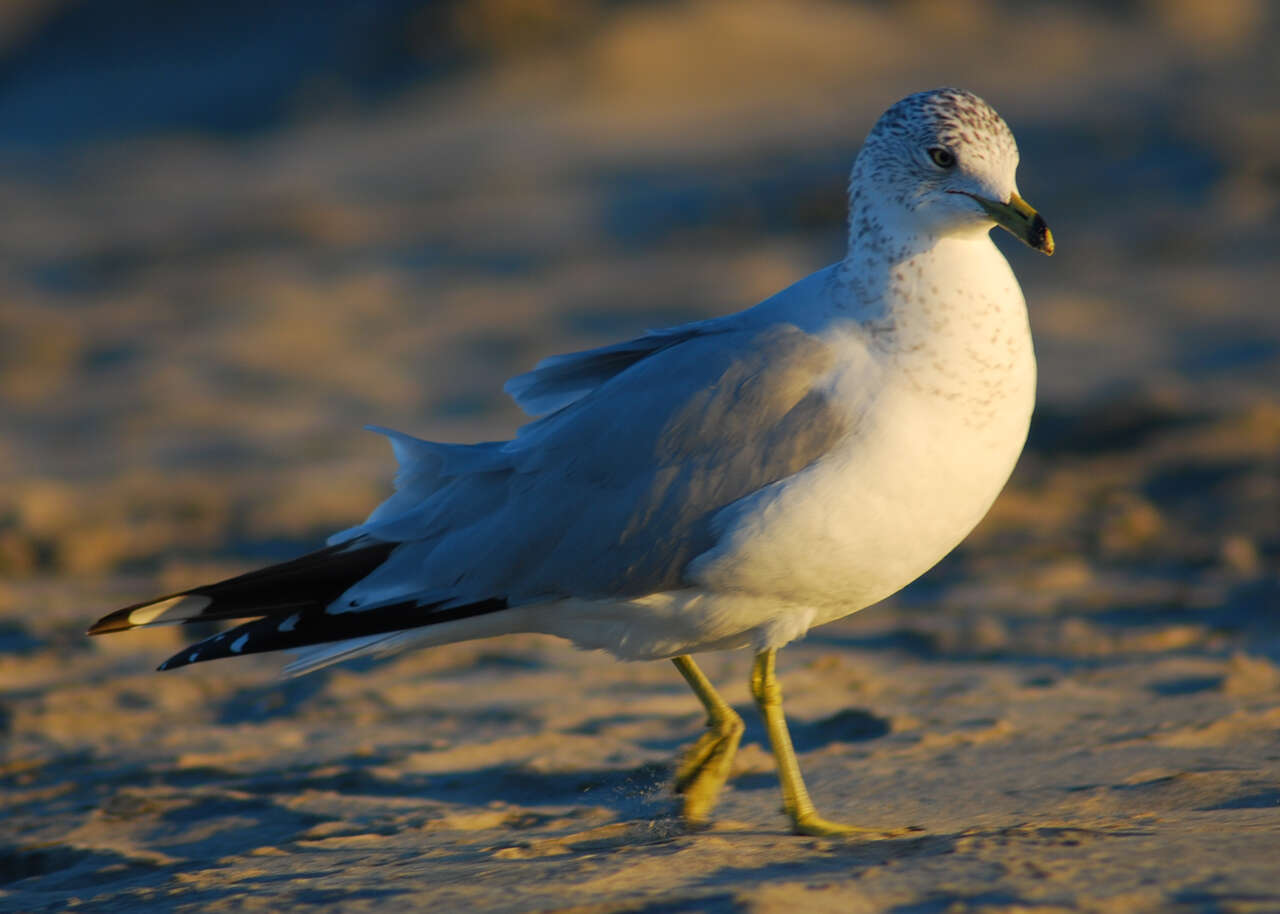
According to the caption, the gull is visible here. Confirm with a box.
[90,88,1053,837]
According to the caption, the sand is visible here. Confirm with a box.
[2,2,1278,911]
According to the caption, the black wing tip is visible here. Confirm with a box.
[159,638,222,671]
[87,590,196,635]
[87,539,399,640]
[152,596,512,671]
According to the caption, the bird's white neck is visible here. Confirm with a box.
[833,204,1036,434]
[839,196,1016,330]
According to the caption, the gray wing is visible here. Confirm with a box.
[502,321,718,418]
[339,322,850,609]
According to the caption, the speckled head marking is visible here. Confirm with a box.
[873,89,1017,168]
[847,88,1030,250]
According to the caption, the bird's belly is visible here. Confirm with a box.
[536,324,1035,661]
[690,371,1034,626]
[535,391,1031,661]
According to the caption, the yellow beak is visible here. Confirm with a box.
[954,190,1054,255]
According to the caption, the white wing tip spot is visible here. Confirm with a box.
[127,594,212,627]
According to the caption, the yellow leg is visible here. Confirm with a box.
[671,654,744,826]
[750,648,902,837]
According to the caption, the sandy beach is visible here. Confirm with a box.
[2,2,1278,911]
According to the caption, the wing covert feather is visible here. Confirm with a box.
[343,323,850,607]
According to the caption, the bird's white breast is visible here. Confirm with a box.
[538,236,1035,660]
[690,235,1036,630]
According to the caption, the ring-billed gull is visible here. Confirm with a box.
[91,88,1053,836]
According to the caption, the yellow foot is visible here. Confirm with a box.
[673,713,744,825]
[791,813,916,839]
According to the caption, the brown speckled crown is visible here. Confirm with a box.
[850,88,1019,211]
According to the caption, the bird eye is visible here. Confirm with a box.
[927,147,956,169]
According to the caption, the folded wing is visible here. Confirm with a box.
[89,319,851,671]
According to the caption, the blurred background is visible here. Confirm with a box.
[0,0,1275,656]
[2,4,1278,907]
